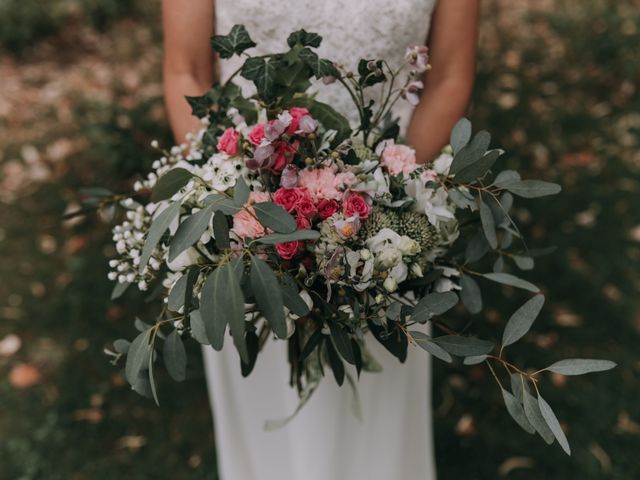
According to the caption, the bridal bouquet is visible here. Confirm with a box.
[93,25,614,454]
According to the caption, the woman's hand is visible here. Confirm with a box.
[162,0,216,143]
[406,0,480,164]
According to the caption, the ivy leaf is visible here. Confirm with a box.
[250,256,287,338]
[163,330,187,382]
[538,394,571,455]
[479,200,498,249]
[168,204,214,262]
[151,168,193,203]
[502,388,536,434]
[185,94,213,118]
[432,335,494,357]
[522,391,555,444]
[412,292,459,323]
[546,358,617,375]
[494,179,562,198]
[482,272,540,293]
[450,118,472,154]
[502,295,545,348]
[450,130,491,175]
[299,47,338,78]
[410,331,453,363]
[460,274,483,314]
[210,24,256,59]
[256,229,320,244]
[241,56,281,101]
[125,329,153,385]
[253,202,296,233]
[287,29,322,48]
[139,202,181,273]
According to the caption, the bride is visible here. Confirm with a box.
[162,1,479,479]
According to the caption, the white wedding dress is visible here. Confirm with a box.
[204,1,438,479]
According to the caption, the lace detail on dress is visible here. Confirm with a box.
[215,0,437,133]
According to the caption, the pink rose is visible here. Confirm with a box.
[274,187,305,213]
[296,215,311,230]
[287,107,311,135]
[248,124,265,146]
[380,143,418,176]
[317,199,339,220]
[217,128,240,156]
[232,191,270,239]
[343,193,370,219]
[298,167,341,202]
[295,197,317,219]
[276,241,302,260]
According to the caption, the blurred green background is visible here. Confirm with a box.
[0,0,638,478]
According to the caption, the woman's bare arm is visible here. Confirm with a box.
[406,0,480,163]
[162,0,216,143]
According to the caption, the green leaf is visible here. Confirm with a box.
[148,347,159,406]
[212,210,230,249]
[168,205,213,262]
[326,341,345,386]
[167,273,189,312]
[253,202,296,233]
[494,170,521,185]
[454,149,502,184]
[460,274,483,314]
[450,130,491,175]
[299,47,338,78]
[432,335,494,357]
[330,323,356,365]
[185,94,213,118]
[482,272,540,293]
[111,281,130,300]
[300,328,323,362]
[210,24,256,59]
[288,97,352,145]
[410,331,453,363]
[502,388,536,434]
[189,310,209,345]
[163,330,187,382]
[287,29,322,48]
[241,57,280,101]
[512,254,535,270]
[357,59,386,87]
[233,177,250,206]
[139,202,181,273]
[502,295,545,347]
[523,391,555,444]
[151,168,193,203]
[367,319,408,363]
[250,256,287,338]
[113,339,130,354]
[256,229,320,244]
[465,230,490,263]
[281,276,311,317]
[494,179,562,198]
[479,200,498,249]
[412,292,459,323]
[450,118,472,154]
[241,329,260,377]
[463,355,487,365]
[204,194,242,215]
[125,329,153,385]
[546,358,617,376]
[538,395,571,455]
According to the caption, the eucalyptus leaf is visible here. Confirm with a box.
[169,205,214,262]
[326,341,345,386]
[512,254,535,270]
[204,194,242,215]
[163,330,187,382]
[241,329,260,377]
[412,292,459,323]
[493,170,521,185]
[253,202,296,233]
[189,310,209,345]
[148,351,160,406]
[113,339,130,354]
[111,281,130,300]
[151,168,193,203]
[281,275,311,317]
[538,394,571,455]
[450,130,491,175]
[410,331,453,363]
[502,388,536,434]
[502,295,545,348]
[523,391,555,444]
[125,329,153,385]
[212,210,230,249]
[495,179,562,198]
[330,323,356,365]
[479,200,498,249]
[546,358,617,376]
[450,118,472,154]
[233,177,250,206]
[463,354,487,365]
[167,273,189,312]
[250,256,287,338]
[256,230,320,244]
[465,231,490,263]
[139,202,181,272]
[454,149,502,184]
[460,274,483,314]
[493,256,505,273]
[299,328,323,362]
[482,272,540,293]
[432,335,494,357]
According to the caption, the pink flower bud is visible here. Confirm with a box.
[402,80,424,106]
[280,164,299,189]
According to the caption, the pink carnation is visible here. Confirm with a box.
[380,143,418,176]
[217,128,241,156]
[232,191,271,239]
[248,124,265,146]
[298,167,342,202]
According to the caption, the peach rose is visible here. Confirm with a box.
[232,191,270,239]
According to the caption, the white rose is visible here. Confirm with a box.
[383,276,398,292]
[376,248,402,269]
[398,236,421,256]
[166,247,200,272]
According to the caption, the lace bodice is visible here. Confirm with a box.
[215,0,437,133]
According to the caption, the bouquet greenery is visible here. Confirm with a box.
[89,25,615,455]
